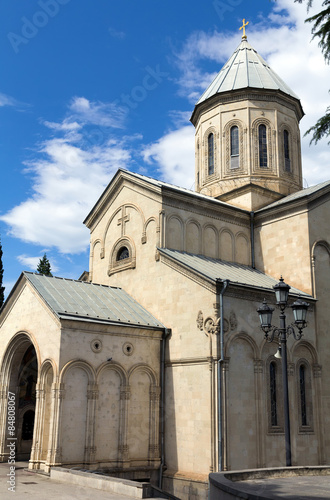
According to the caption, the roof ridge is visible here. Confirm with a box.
[23,271,122,290]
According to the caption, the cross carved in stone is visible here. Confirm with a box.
[117,207,130,236]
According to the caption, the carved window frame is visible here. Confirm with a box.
[279,124,294,177]
[224,120,245,177]
[266,357,284,434]
[252,118,274,173]
[108,236,136,276]
[296,360,314,433]
[203,126,218,183]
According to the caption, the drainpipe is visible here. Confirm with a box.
[250,211,255,269]
[159,328,171,489]
[216,279,229,472]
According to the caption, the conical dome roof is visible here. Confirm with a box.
[196,38,299,105]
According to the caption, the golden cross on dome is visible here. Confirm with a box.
[239,19,249,39]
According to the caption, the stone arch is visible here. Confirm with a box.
[203,126,218,181]
[185,219,201,254]
[251,118,274,172]
[127,364,159,461]
[60,360,96,464]
[226,333,258,469]
[128,363,158,386]
[36,360,56,464]
[91,238,103,258]
[224,119,245,175]
[219,228,234,262]
[279,123,295,174]
[291,340,318,365]
[0,332,40,463]
[235,231,250,265]
[143,216,157,245]
[108,235,136,276]
[95,363,128,463]
[103,203,146,246]
[39,358,58,382]
[166,214,184,251]
[295,357,313,429]
[59,359,96,385]
[226,331,259,359]
[263,350,284,434]
[203,224,218,258]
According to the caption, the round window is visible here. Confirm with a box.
[91,339,102,353]
[123,342,134,356]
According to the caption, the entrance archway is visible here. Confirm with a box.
[0,334,39,462]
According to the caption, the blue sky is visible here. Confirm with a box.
[1,0,330,296]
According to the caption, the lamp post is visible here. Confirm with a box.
[257,277,309,467]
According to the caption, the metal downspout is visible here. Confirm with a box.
[250,211,255,269]
[159,328,171,489]
[217,279,229,471]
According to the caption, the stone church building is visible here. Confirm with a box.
[0,35,329,499]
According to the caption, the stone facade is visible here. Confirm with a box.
[0,36,329,500]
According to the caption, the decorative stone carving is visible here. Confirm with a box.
[204,317,220,335]
[313,364,322,378]
[229,311,237,330]
[196,310,204,330]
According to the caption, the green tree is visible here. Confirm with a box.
[0,238,5,308]
[36,253,53,277]
[295,0,330,143]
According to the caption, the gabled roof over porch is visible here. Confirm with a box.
[2,272,165,330]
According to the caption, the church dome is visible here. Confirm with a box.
[190,34,304,211]
[196,38,300,105]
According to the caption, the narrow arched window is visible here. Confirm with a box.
[230,126,239,169]
[270,362,277,426]
[284,130,291,171]
[259,124,268,168]
[208,133,214,175]
[299,365,307,426]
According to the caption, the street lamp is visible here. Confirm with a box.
[257,277,309,467]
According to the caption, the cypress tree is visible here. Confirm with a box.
[296,0,330,143]
[0,238,5,308]
[36,253,53,277]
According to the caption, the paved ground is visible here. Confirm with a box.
[209,468,330,500]
[0,462,146,500]
[241,475,330,499]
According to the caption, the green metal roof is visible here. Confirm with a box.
[256,180,330,212]
[24,272,164,329]
[159,249,311,297]
[196,39,300,105]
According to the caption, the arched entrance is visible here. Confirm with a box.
[16,345,38,459]
[0,334,39,462]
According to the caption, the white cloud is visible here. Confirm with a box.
[143,125,195,188]
[169,0,330,187]
[17,254,59,273]
[0,92,17,107]
[108,27,126,40]
[1,103,133,253]
[69,97,127,128]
